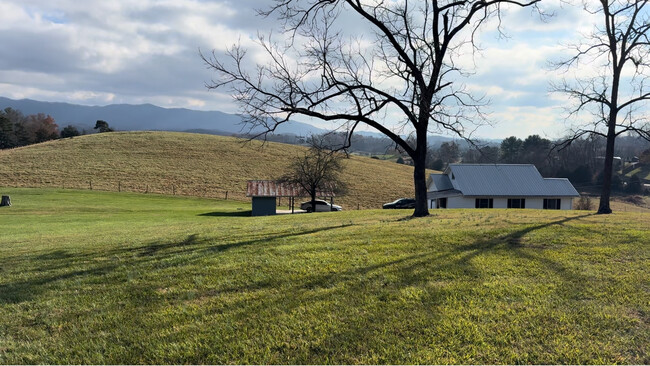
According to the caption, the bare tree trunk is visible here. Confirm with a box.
[413,145,429,217]
[598,61,621,215]
[310,190,317,213]
[598,127,617,214]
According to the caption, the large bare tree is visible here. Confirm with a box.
[553,0,650,214]
[203,0,540,217]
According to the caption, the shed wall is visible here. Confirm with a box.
[251,197,277,216]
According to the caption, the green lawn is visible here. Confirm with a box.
[626,164,650,182]
[0,188,648,364]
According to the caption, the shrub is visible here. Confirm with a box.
[626,174,642,194]
[575,195,593,210]
[60,125,80,138]
[623,195,644,205]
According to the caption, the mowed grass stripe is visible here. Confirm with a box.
[0,188,648,364]
[0,131,422,209]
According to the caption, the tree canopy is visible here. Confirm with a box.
[204,0,542,216]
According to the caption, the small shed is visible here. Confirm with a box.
[246,180,335,216]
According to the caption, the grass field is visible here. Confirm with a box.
[1,188,648,364]
[625,164,650,182]
[0,131,425,209]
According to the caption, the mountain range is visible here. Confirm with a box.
[0,96,328,136]
[0,96,487,146]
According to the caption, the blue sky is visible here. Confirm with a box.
[0,0,601,139]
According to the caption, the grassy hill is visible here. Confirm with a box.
[625,164,650,182]
[0,131,423,209]
[0,188,648,364]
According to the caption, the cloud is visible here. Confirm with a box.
[0,0,611,138]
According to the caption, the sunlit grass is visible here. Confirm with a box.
[0,188,648,364]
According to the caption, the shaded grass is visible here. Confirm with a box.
[0,131,426,209]
[0,188,648,364]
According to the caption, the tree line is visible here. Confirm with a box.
[252,129,649,193]
[0,107,113,149]
[425,134,650,193]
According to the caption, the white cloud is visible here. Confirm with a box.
[0,0,619,139]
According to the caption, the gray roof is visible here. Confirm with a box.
[428,173,454,191]
[427,189,463,200]
[428,164,579,197]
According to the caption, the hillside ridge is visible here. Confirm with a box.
[0,131,419,209]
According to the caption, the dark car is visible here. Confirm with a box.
[382,198,416,209]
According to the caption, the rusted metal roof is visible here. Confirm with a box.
[246,180,335,197]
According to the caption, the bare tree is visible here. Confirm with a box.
[203,0,541,216]
[279,138,345,213]
[553,0,650,214]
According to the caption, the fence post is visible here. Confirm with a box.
[89,180,93,190]
[225,191,228,200]
[146,184,149,193]
[118,181,121,192]
[173,185,176,195]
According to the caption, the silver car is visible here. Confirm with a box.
[300,199,342,212]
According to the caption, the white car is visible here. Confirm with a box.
[300,199,342,212]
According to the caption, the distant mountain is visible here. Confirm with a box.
[0,96,500,145]
[0,97,326,136]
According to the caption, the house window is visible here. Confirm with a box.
[437,197,447,209]
[543,198,561,210]
[475,198,493,209]
[507,198,526,209]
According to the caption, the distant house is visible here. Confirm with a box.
[427,164,580,210]
[597,156,622,170]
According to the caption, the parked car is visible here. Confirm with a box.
[382,198,416,209]
[300,199,342,212]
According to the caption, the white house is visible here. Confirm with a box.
[427,164,580,210]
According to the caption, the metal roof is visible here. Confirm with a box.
[246,180,336,197]
[428,164,579,197]
[428,173,454,191]
[427,189,463,200]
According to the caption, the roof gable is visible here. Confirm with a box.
[428,173,454,191]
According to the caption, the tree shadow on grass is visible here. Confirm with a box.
[0,264,119,304]
[304,214,595,287]
[205,223,355,253]
[35,250,73,261]
[1,212,617,363]
[0,213,592,307]
[0,223,357,305]
[210,213,602,362]
[138,233,203,256]
[198,210,252,217]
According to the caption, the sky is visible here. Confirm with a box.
[0,0,602,139]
